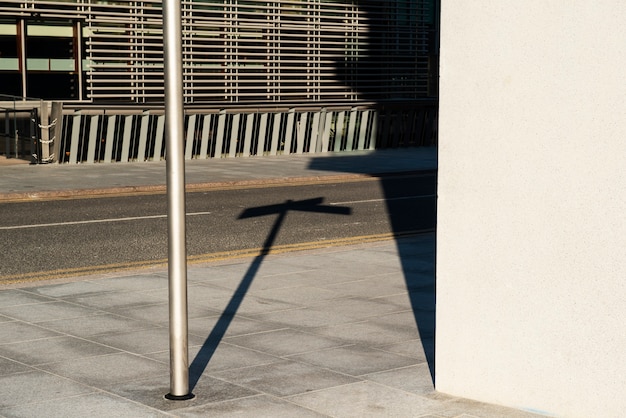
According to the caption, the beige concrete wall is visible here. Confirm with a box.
[435,2,626,417]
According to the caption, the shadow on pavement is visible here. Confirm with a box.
[309,153,437,381]
[188,198,351,390]
[190,0,439,385]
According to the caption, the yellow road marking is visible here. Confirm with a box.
[0,175,382,203]
[0,230,431,285]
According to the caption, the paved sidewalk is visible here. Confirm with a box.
[0,235,542,418]
[0,148,436,201]
[0,148,543,417]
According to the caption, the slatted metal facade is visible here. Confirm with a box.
[0,0,438,104]
[56,101,436,163]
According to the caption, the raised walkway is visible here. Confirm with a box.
[0,148,543,417]
[0,148,436,201]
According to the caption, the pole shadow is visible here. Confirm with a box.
[188,197,351,390]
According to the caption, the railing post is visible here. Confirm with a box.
[50,102,64,163]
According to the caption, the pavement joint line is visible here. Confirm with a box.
[0,170,436,203]
[0,230,432,287]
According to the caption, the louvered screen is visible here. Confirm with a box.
[0,0,437,104]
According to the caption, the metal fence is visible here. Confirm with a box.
[0,95,45,163]
[56,101,436,164]
[0,0,438,103]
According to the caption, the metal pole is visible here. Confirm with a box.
[163,0,193,401]
[74,21,84,101]
[18,19,26,99]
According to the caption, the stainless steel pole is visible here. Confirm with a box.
[19,19,26,100]
[163,0,193,401]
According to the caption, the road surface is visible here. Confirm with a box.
[0,174,436,283]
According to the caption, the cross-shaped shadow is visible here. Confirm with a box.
[188,197,351,389]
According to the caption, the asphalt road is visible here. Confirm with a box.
[1,174,436,282]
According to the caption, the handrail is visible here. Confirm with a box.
[61,99,437,116]
[55,100,437,164]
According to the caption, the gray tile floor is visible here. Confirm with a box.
[0,235,543,417]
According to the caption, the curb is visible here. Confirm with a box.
[0,170,436,203]
[1,229,434,287]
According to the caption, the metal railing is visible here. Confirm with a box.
[56,100,436,164]
[0,94,45,163]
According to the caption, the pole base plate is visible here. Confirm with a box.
[164,393,195,401]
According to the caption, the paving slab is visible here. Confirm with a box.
[37,352,169,389]
[210,360,361,397]
[288,344,419,377]
[0,371,94,409]
[287,381,445,418]
[34,312,159,338]
[185,312,285,338]
[310,317,422,346]
[377,338,434,363]
[0,393,171,418]
[366,363,437,396]
[64,290,165,311]
[0,289,56,307]
[0,321,64,343]
[93,274,170,292]
[104,374,258,413]
[89,328,204,356]
[112,301,223,325]
[224,328,347,357]
[21,281,113,298]
[0,300,103,323]
[0,357,31,376]
[149,342,282,373]
[0,335,121,366]
[176,394,327,418]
